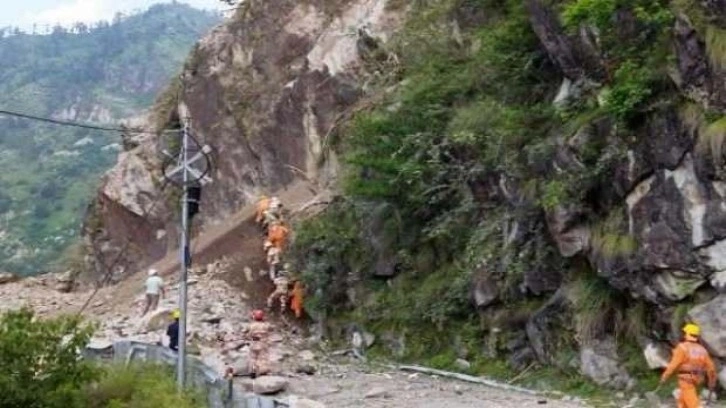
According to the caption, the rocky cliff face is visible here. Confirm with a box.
[84,0,405,279]
[86,0,726,392]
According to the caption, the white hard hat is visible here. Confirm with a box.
[148,268,158,276]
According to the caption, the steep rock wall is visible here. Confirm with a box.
[83,0,405,279]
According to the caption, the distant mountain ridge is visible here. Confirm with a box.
[0,2,220,275]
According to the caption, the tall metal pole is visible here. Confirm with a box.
[177,119,190,391]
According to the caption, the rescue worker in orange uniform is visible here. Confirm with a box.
[660,323,717,408]
[290,279,305,319]
[267,221,290,251]
[245,309,272,376]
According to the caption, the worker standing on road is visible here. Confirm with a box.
[246,309,272,376]
[142,269,165,316]
[166,309,180,352]
[660,323,717,408]
[267,221,290,251]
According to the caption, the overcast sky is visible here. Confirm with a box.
[1,0,226,31]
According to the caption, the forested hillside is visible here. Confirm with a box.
[0,3,219,275]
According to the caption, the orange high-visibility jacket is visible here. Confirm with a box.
[662,340,717,388]
[256,197,271,223]
[267,224,290,250]
[290,281,304,318]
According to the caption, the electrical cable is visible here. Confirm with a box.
[0,108,182,134]
[75,179,171,316]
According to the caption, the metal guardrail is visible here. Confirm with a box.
[84,340,288,408]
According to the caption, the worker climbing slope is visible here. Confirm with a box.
[290,278,305,319]
[267,264,290,313]
[262,196,284,230]
[267,220,290,251]
[661,323,717,408]
[264,240,282,280]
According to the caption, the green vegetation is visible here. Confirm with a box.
[290,0,704,398]
[0,309,97,407]
[0,4,219,275]
[0,309,203,407]
[86,364,205,408]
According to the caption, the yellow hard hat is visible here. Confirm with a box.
[683,323,700,336]
[172,310,181,319]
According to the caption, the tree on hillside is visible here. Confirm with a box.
[0,309,97,408]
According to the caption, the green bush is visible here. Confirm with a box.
[85,364,205,408]
[0,309,98,408]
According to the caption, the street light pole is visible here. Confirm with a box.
[177,119,190,391]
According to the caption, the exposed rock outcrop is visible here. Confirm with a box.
[85,0,405,277]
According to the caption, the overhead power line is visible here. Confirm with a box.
[0,108,180,134]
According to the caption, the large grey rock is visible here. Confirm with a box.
[674,18,726,111]
[471,272,499,309]
[710,269,726,292]
[653,270,707,301]
[688,295,726,358]
[642,342,670,369]
[525,0,601,80]
[141,308,174,332]
[364,387,391,399]
[546,206,590,257]
[252,376,288,395]
[526,289,568,363]
[580,338,635,390]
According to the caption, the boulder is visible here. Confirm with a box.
[455,358,471,371]
[252,376,288,395]
[231,357,250,376]
[642,342,670,369]
[471,272,499,310]
[688,295,726,358]
[364,387,391,399]
[653,270,707,301]
[351,329,375,350]
[0,272,18,285]
[710,269,726,292]
[141,308,174,332]
[525,0,589,80]
[719,366,726,389]
[545,205,590,257]
[579,338,635,390]
[526,289,568,362]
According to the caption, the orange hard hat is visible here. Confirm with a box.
[251,309,265,321]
